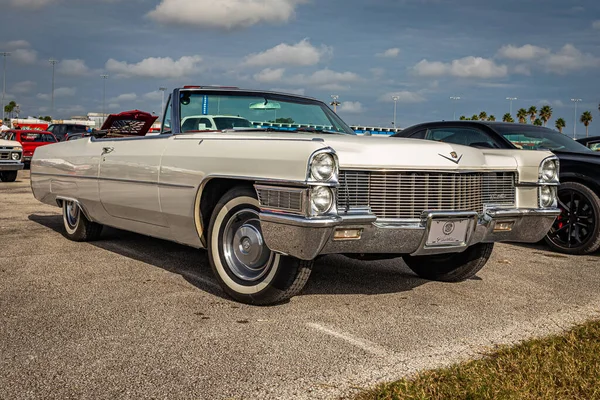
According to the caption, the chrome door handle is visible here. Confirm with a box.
[102,147,114,155]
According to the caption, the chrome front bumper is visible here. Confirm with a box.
[0,162,24,171]
[259,208,561,261]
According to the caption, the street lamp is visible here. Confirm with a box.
[330,95,340,113]
[49,59,58,118]
[450,96,461,120]
[159,87,167,120]
[571,98,582,138]
[506,97,517,115]
[100,74,109,120]
[392,95,400,128]
[1,52,11,122]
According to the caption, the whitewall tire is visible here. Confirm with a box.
[62,200,103,242]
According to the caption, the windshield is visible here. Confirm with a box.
[495,125,592,152]
[178,91,355,134]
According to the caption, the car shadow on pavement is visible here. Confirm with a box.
[509,241,600,258]
[29,214,432,301]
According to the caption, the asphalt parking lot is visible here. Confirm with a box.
[1,170,599,399]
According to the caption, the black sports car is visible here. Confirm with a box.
[576,136,600,152]
[393,121,600,255]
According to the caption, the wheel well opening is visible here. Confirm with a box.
[199,178,255,238]
[561,177,600,197]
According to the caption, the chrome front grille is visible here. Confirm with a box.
[256,185,305,214]
[338,170,516,219]
[0,151,9,160]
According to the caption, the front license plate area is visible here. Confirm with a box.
[426,219,470,247]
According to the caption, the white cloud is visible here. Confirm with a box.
[11,80,36,94]
[270,88,305,95]
[253,68,286,83]
[513,64,531,75]
[5,40,31,49]
[338,101,363,113]
[412,57,507,79]
[105,55,202,78]
[288,68,361,88]
[36,93,50,100]
[244,39,331,67]
[592,20,600,30]
[58,59,91,76]
[379,91,426,103]
[497,44,550,60]
[57,105,85,115]
[377,48,400,58]
[143,90,164,100]
[12,48,37,64]
[148,0,307,30]
[110,93,137,102]
[543,44,600,74]
[54,87,77,97]
[370,67,385,79]
[6,0,56,9]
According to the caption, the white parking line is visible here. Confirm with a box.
[307,323,394,358]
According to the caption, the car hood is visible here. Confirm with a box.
[0,139,21,148]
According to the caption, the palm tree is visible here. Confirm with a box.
[516,108,528,124]
[471,114,479,121]
[539,105,553,127]
[479,111,487,121]
[488,115,496,121]
[459,115,467,120]
[502,113,514,123]
[533,118,543,126]
[555,118,566,133]
[580,111,593,137]
[527,106,537,125]
[3,101,17,119]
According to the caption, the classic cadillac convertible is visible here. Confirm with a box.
[31,86,561,305]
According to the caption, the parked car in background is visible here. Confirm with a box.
[46,123,89,141]
[576,136,600,152]
[394,121,600,255]
[4,130,57,165]
[0,135,24,182]
[31,87,560,305]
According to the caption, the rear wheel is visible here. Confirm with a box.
[545,182,600,255]
[207,186,313,305]
[402,243,494,282]
[0,171,18,182]
[62,200,103,242]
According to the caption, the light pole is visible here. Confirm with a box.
[1,52,11,122]
[159,87,167,120]
[330,95,340,113]
[100,74,109,120]
[506,97,517,115]
[571,98,582,138]
[49,59,58,118]
[450,96,460,120]
[392,95,400,128]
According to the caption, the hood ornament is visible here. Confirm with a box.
[439,151,463,164]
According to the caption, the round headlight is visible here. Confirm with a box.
[310,153,335,181]
[310,186,333,215]
[11,152,20,161]
[541,160,558,181]
[540,186,556,208]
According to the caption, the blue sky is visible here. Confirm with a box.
[1,0,599,135]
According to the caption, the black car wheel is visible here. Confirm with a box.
[545,182,600,255]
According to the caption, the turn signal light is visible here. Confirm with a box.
[494,221,515,232]
[334,228,363,240]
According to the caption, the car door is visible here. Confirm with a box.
[98,137,170,227]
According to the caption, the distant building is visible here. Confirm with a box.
[350,126,402,136]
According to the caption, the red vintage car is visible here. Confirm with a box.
[5,130,58,164]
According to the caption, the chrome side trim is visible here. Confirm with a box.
[30,172,194,189]
[259,212,342,228]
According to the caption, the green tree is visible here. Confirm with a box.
[533,118,543,126]
[539,105,553,126]
[471,114,479,121]
[478,111,487,121]
[3,100,17,119]
[459,115,467,120]
[488,115,496,121]
[555,117,566,133]
[580,111,593,137]
[502,113,514,123]
[527,106,537,124]
[516,108,528,124]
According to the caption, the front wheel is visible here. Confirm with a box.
[402,243,494,282]
[545,182,600,255]
[207,186,314,305]
[0,171,18,182]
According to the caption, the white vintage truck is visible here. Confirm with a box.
[0,135,24,182]
[31,86,560,305]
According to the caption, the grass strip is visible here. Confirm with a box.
[356,320,600,400]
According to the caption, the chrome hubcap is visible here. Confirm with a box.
[223,209,273,282]
[65,201,79,228]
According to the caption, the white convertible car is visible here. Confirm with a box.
[31,86,561,305]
